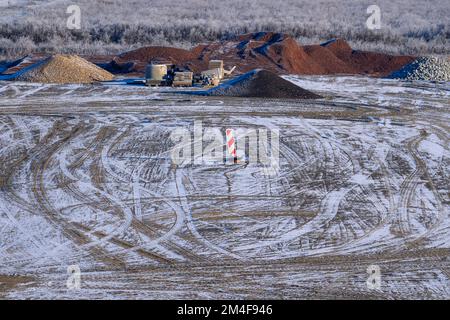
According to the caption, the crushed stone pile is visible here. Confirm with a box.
[388,56,450,81]
[12,54,114,83]
[203,69,321,99]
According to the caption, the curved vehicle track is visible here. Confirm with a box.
[0,76,448,299]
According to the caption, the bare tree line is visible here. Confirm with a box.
[0,0,448,59]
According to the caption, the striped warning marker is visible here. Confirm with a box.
[225,128,237,163]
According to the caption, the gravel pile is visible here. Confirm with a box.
[388,56,450,81]
[12,54,114,83]
[203,69,321,99]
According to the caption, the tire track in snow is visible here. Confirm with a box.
[174,168,245,261]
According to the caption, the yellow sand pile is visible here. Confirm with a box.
[13,54,114,83]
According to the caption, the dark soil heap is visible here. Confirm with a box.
[204,69,321,99]
[96,58,136,74]
[0,56,27,74]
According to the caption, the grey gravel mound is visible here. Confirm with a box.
[203,69,322,99]
[387,56,450,81]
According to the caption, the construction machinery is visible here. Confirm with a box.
[144,59,235,87]
[205,60,236,80]
[197,60,235,87]
[201,68,222,80]
[145,63,168,86]
[208,60,224,79]
[172,71,193,87]
[200,60,236,86]
[224,66,236,76]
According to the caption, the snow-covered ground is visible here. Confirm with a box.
[0,76,448,299]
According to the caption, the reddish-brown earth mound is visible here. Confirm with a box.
[192,32,323,74]
[119,46,195,63]
[191,33,415,76]
[321,38,415,75]
[113,32,415,77]
[302,44,356,74]
[118,46,206,73]
[4,32,416,78]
